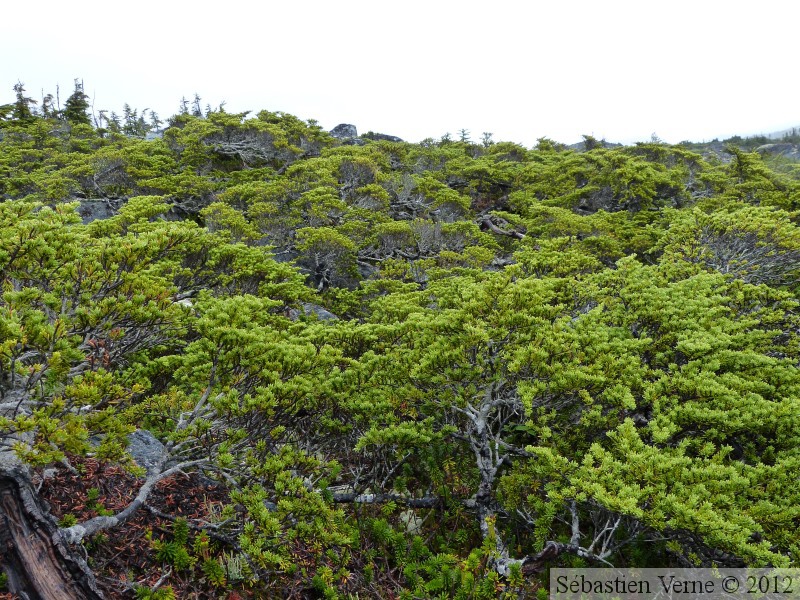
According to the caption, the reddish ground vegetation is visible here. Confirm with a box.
[36,457,241,599]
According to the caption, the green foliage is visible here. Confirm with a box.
[659,203,800,286]
[59,513,79,528]
[720,147,800,208]
[10,82,37,124]
[2,83,800,597]
[150,518,198,573]
[63,82,91,126]
[134,584,176,600]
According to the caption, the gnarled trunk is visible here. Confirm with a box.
[0,463,104,600]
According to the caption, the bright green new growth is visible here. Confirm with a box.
[2,91,800,597]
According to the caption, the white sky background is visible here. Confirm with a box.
[2,0,798,146]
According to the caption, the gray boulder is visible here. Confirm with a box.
[330,123,358,139]
[78,199,118,224]
[127,429,165,477]
[288,303,340,322]
[362,132,404,143]
[301,303,339,321]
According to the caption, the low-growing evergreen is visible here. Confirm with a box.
[1,82,799,598]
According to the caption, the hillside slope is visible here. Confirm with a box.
[1,102,799,598]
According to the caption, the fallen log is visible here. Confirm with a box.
[0,462,104,600]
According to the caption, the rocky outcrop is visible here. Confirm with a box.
[77,199,121,224]
[700,140,733,163]
[362,132,404,143]
[756,143,800,160]
[329,123,365,146]
[329,123,358,139]
[288,303,339,322]
[566,139,622,152]
[575,185,617,214]
[329,124,404,145]
[303,303,338,321]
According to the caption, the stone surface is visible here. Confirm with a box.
[329,123,358,139]
[699,140,733,164]
[566,139,623,152]
[127,430,165,477]
[77,199,118,224]
[756,143,800,160]
[357,261,378,280]
[302,303,339,321]
[362,132,404,143]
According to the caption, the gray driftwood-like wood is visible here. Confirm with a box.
[0,463,104,600]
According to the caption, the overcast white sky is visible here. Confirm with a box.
[3,1,798,146]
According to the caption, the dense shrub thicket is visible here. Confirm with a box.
[1,84,799,598]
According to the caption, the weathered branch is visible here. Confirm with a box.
[478,216,525,239]
[331,492,440,508]
[0,462,104,599]
[60,459,207,545]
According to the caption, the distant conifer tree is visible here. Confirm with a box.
[191,93,203,117]
[63,79,91,125]
[11,81,37,122]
